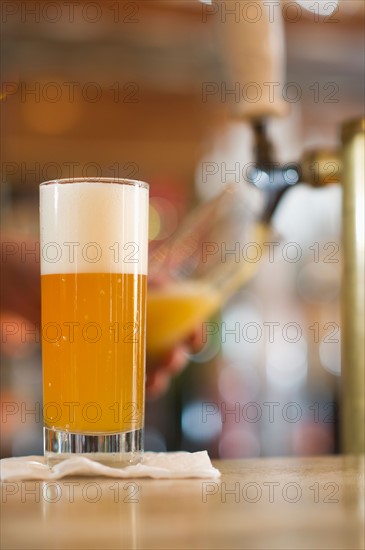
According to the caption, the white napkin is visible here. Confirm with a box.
[0,451,221,481]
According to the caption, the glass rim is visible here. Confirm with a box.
[39,177,149,189]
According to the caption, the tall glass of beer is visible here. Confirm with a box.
[40,178,149,466]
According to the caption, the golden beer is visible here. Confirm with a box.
[40,178,148,464]
[146,282,220,355]
[42,273,146,432]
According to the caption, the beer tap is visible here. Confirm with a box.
[220,0,364,454]
[246,115,364,455]
[247,119,301,223]
[246,118,339,223]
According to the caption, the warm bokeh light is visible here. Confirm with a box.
[22,80,82,135]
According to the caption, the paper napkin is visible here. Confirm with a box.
[0,451,221,481]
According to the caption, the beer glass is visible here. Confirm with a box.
[147,183,268,356]
[40,178,149,466]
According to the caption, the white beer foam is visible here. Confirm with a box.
[40,182,148,275]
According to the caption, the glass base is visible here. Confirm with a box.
[44,427,143,467]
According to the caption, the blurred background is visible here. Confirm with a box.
[1,0,364,458]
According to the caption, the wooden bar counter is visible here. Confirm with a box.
[1,455,364,549]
